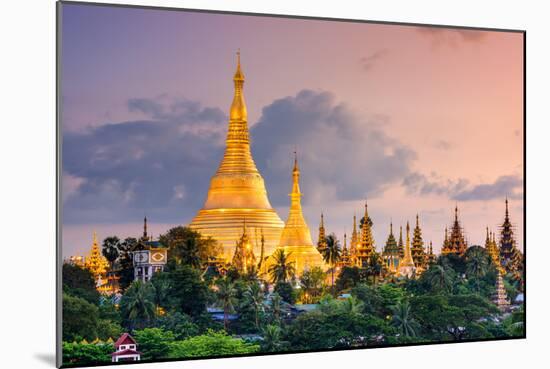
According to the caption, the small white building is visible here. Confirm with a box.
[111,333,141,363]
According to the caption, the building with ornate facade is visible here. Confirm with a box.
[356,202,375,266]
[131,217,168,282]
[382,222,400,272]
[441,206,467,256]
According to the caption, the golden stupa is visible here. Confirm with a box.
[271,153,326,276]
[189,52,284,261]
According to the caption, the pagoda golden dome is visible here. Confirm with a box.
[189,52,284,261]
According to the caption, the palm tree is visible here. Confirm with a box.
[365,253,383,285]
[268,249,296,284]
[465,246,490,292]
[339,295,364,316]
[120,280,156,329]
[299,266,326,303]
[180,238,201,268]
[150,275,170,313]
[425,264,453,293]
[391,301,418,337]
[261,324,286,352]
[243,282,266,330]
[216,278,237,330]
[322,234,342,287]
[102,236,120,271]
[269,292,283,323]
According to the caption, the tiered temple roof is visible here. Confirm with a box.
[356,202,376,267]
[441,206,467,256]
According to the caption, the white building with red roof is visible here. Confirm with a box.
[111,333,141,363]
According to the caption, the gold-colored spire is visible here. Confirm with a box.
[230,49,247,122]
[403,222,415,265]
[279,153,314,247]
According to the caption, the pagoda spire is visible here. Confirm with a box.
[398,221,416,277]
[143,216,148,240]
[398,225,404,257]
[383,220,400,272]
[356,200,375,266]
[317,212,327,252]
[411,213,426,269]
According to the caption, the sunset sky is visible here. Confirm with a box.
[60,3,524,257]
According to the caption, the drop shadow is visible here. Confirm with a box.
[34,353,57,367]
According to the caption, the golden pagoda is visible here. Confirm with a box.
[350,214,359,265]
[317,213,327,253]
[485,227,502,272]
[85,231,109,280]
[189,52,284,261]
[271,153,325,276]
[398,222,416,278]
[339,233,352,268]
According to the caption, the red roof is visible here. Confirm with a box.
[113,333,137,348]
[111,349,142,356]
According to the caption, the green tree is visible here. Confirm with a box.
[321,234,342,287]
[269,249,296,283]
[150,272,171,311]
[216,278,238,330]
[160,226,221,267]
[261,324,288,352]
[335,266,363,292]
[365,253,383,285]
[267,292,283,324]
[133,328,175,360]
[118,237,138,290]
[62,342,113,366]
[166,265,210,316]
[242,282,266,330]
[168,330,260,358]
[390,300,418,337]
[464,246,490,293]
[62,293,101,342]
[300,266,326,303]
[101,236,120,271]
[274,281,296,304]
[422,264,454,293]
[120,280,156,330]
[156,311,200,340]
[62,263,100,305]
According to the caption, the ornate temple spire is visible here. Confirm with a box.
[411,213,426,269]
[357,201,375,266]
[499,197,522,281]
[398,225,404,257]
[383,220,400,272]
[317,212,327,252]
[216,50,258,175]
[443,206,467,255]
[85,231,109,279]
[398,221,416,277]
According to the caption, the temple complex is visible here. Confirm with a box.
[271,154,325,276]
[398,222,416,277]
[189,52,284,261]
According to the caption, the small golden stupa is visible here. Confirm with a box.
[189,52,284,261]
[271,153,325,276]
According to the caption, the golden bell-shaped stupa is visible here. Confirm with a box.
[189,52,284,261]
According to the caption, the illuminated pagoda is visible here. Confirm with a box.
[356,201,375,267]
[339,233,352,268]
[85,231,109,280]
[426,241,437,265]
[441,206,467,256]
[398,225,404,258]
[272,153,325,276]
[317,213,327,254]
[485,227,502,272]
[499,198,523,280]
[492,270,510,312]
[411,214,427,270]
[382,221,400,272]
[231,220,257,274]
[189,52,284,261]
[350,214,359,265]
[398,221,416,278]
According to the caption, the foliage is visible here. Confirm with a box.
[133,328,175,360]
[274,281,297,304]
[268,249,296,283]
[120,280,156,330]
[335,266,363,292]
[165,265,210,316]
[503,306,525,337]
[101,236,120,269]
[321,233,341,287]
[242,282,266,330]
[390,301,419,337]
[159,226,221,267]
[62,342,113,366]
[261,324,289,352]
[62,263,100,305]
[216,277,238,330]
[117,237,138,290]
[63,293,101,342]
[168,330,260,358]
[299,266,326,303]
[156,311,200,340]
